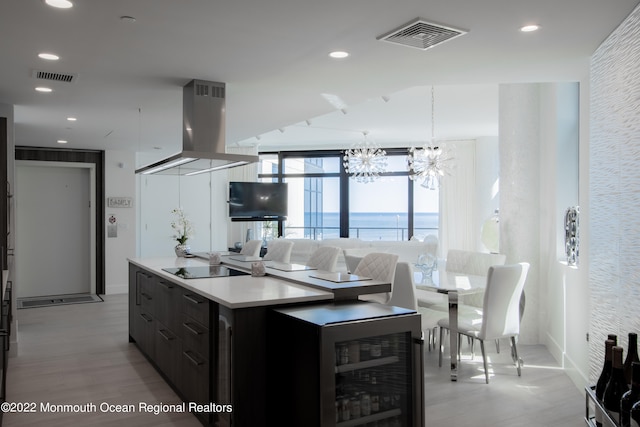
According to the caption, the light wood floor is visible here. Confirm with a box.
[4,294,585,426]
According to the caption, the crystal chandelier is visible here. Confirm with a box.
[408,86,454,190]
[343,131,388,183]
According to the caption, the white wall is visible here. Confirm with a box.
[537,82,590,390]
[498,82,585,366]
[137,170,230,258]
[104,151,136,294]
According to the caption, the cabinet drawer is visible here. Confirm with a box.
[179,349,209,406]
[133,309,155,359]
[139,273,156,315]
[156,279,181,332]
[181,291,210,326]
[181,315,210,360]
[155,322,181,386]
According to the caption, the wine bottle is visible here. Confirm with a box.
[603,346,627,425]
[631,399,640,427]
[625,333,640,386]
[610,334,619,345]
[596,339,617,427]
[621,362,640,427]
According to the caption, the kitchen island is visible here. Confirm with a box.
[128,256,392,426]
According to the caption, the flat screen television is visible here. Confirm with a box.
[228,181,288,219]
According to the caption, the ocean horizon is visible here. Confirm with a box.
[286,212,438,241]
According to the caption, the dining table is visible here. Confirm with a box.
[413,266,487,381]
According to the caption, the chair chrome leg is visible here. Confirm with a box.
[470,337,475,360]
[480,340,489,384]
[438,327,444,367]
[495,338,500,353]
[432,327,437,351]
[511,336,522,376]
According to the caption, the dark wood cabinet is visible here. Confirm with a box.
[129,264,212,425]
[129,268,156,359]
[128,262,281,427]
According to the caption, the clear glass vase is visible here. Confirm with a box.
[416,253,437,284]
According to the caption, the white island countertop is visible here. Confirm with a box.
[128,257,334,309]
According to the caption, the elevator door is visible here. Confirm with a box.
[15,162,94,298]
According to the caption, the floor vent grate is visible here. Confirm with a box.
[18,294,103,309]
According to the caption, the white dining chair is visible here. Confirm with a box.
[240,239,263,257]
[388,261,442,350]
[437,262,530,384]
[263,239,294,263]
[429,250,507,313]
[306,246,341,272]
[355,253,399,304]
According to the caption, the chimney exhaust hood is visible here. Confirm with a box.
[135,80,258,175]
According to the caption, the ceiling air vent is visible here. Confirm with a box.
[377,18,467,50]
[31,69,77,83]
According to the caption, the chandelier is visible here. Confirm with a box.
[408,86,454,190]
[343,131,388,183]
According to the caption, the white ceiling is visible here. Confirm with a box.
[1,0,638,165]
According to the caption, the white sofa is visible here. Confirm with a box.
[282,236,438,273]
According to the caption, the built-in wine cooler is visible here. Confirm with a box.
[268,302,424,427]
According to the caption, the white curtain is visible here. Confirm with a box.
[439,140,477,256]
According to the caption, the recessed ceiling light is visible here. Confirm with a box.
[67,117,77,121]
[44,0,73,9]
[57,140,68,144]
[35,87,53,93]
[329,51,349,59]
[38,52,60,61]
[520,24,540,32]
[120,15,136,23]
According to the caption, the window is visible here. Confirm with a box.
[258,150,439,241]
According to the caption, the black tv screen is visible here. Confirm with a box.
[228,182,288,219]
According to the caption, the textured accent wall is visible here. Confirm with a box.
[589,4,640,381]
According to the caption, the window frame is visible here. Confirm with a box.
[258,148,435,240]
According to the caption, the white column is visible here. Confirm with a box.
[499,84,541,344]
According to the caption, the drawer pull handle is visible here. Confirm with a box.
[183,350,204,366]
[140,292,152,301]
[158,281,174,289]
[183,294,203,305]
[183,322,203,335]
[158,329,175,341]
[140,313,152,323]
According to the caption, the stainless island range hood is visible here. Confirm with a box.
[135,79,258,175]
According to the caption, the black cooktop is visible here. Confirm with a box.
[162,265,249,279]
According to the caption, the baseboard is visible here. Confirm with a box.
[564,352,590,392]
[544,331,564,365]
[544,331,589,392]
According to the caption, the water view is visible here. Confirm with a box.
[285,212,438,241]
